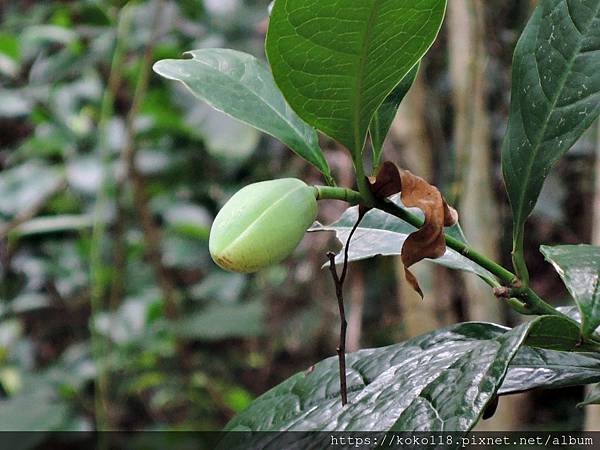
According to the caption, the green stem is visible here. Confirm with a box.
[512,224,531,286]
[352,154,375,207]
[314,186,575,324]
[315,186,363,204]
[511,287,568,317]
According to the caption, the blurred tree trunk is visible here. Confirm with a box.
[449,0,524,431]
[449,0,501,322]
[584,123,600,431]
[390,74,455,337]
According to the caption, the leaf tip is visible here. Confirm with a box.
[404,267,424,299]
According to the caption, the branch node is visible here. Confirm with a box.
[493,287,510,299]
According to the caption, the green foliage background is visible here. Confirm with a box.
[0,0,598,433]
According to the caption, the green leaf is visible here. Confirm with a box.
[310,198,496,285]
[502,0,600,244]
[501,346,600,395]
[523,315,582,351]
[557,305,600,335]
[579,383,600,407]
[153,49,332,182]
[223,320,544,435]
[540,245,600,338]
[266,0,446,156]
[370,63,420,168]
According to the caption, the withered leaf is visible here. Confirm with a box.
[359,161,458,297]
[367,161,403,200]
[400,169,458,298]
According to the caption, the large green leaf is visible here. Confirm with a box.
[502,0,600,243]
[310,199,496,285]
[266,0,446,156]
[223,319,556,438]
[370,63,420,168]
[152,49,332,182]
[501,346,600,395]
[499,315,600,394]
[540,245,600,338]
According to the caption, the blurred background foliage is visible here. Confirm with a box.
[0,0,599,434]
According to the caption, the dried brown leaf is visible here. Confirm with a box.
[367,161,403,200]
[362,161,457,298]
[400,169,458,298]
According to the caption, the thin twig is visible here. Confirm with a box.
[327,209,365,406]
[327,252,348,406]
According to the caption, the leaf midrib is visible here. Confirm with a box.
[509,363,600,371]
[353,1,381,155]
[513,1,600,223]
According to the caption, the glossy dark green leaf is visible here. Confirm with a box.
[370,63,420,168]
[500,315,600,395]
[557,305,600,335]
[579,383,600,407]
[502,0,600,244]
[523,315,582,351]
[310,199,496,285]
[223,320,544,436]
[153,49,332,182]
[541,245,600,338]
[501,346,600,395]
[266,0,446,156]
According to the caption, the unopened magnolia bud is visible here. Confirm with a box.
[209,178,317,273]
